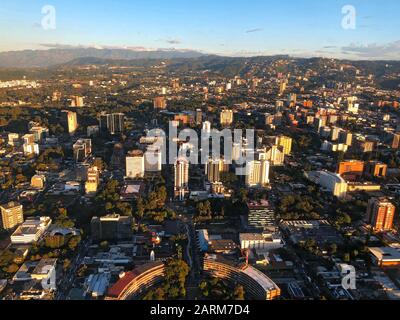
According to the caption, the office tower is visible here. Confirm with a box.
[205,158,229,183]
[99,113,125,135]
[0,201,24,230]
[172,78,180,90]
[275,136,292,155]
[367,198,396,232]
[365,161,387,178]
[31,175,46,189]
[126,150,145,178]
[52,90,61,102]
[110,143,125,169]
[220,109,233,126]
[144,147,162,172]
[62,110,78,134]
[339,131,353,146]
[73,139,92,162]
[195,109,203,125]
[264,145,285,166]
[287,93,297,107]
[391,133,400,149]
[330,127,342,142]
[23,142,39,156]
[246,200,275,231]
[71,96,84,107]
[8,133,20,146]
[22,134,34,145]
[337,160,364,177]
[85,166,99,194]
[279,81,287,95]
[91,215,133,242]
[30,126,49,143]
[245,160,270,187]
[347,96,359,114]
[87,125,100,137]
[153,97,167,110]
[174,157,189,200]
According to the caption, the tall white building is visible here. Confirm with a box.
[306,171,347,199]
[174,157,189,200]
[245,160,270,187]
[126,150,145,178]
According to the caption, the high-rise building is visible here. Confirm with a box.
[287,93,297,107]
[347,96,359,114]
[7,133,20,146]
[126,150,145,178]
[91,214,133,242]
[30,126,49,143]
[85,166,99,194]
[153,97,167,110]
[0,201,24,230]
[52,91,62,102]
[22,134,39,155]
[62,110,78,134]
[337,160,365,177]
[245,160,270,187]
[275,136,292,155]
[174,157,189,200]
[338,131,353,146]
[365,161,387,178]
[391,133,400,149]
[220,109,233,126]
[195,109,203,125]
[205,158,229,183]
[367,198,396,232]
[73,139,92,162]
[99,113,125,135]
[71,96,84,107]
[144,147,162,172]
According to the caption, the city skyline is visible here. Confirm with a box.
[0,0,400,60]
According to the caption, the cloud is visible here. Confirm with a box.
[341,41,400,59]
[165,39,181,45]
[323,46,337,49]
[245,28,263,33]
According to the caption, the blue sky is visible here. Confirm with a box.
[1,0,399,59]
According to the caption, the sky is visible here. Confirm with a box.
[0,0,399,59]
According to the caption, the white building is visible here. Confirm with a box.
[174,157,189,200]
[126,150,145,178]
[240,233,285,251]
[11,217,52,244]
[23,143,40,155]
[245,160,270,187]
[306,170,348,199]
[8,133,20,146]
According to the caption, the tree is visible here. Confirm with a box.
[68,235,81,251]
[234,285,245,300]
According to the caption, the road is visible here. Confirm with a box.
[56,239,90,300]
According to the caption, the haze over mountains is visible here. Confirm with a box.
[0,47,205,68]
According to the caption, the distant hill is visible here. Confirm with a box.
[0,48,205,68]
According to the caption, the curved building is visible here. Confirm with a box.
[203,255,280,300]
[106,261,165,300]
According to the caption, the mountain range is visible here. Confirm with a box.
[0,48,205,68]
